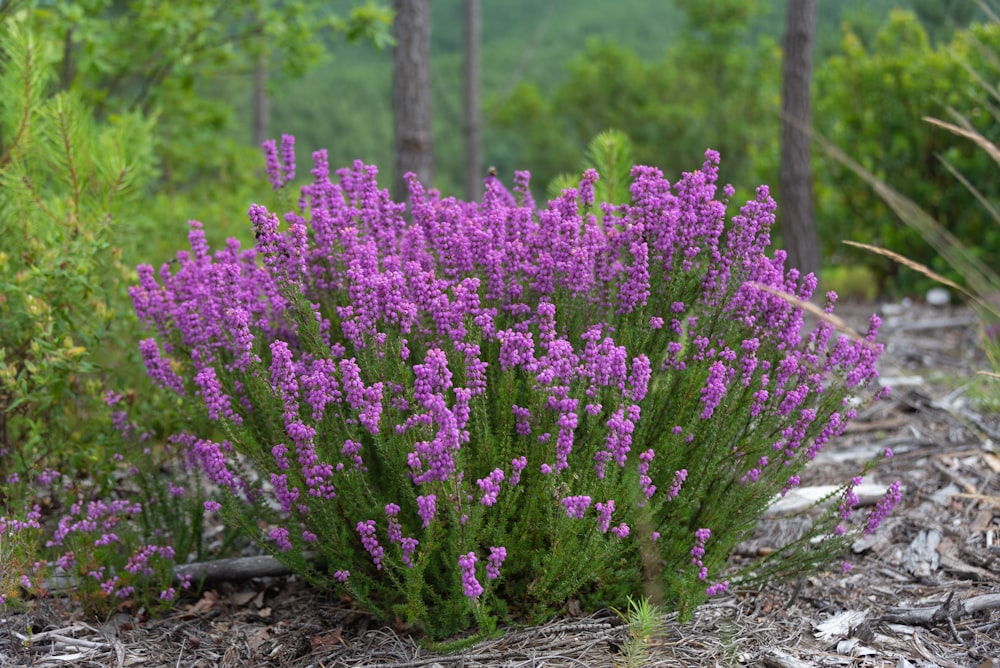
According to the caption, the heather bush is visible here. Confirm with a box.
[131,137,899,638]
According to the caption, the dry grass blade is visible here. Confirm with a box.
[843,241,1000,323]
[977,0,1000,25]
[936,156,1000,225]
[841,241,969,296]
[747,282,861,340]
[813,130,1000,301]
[924,115,1000,168]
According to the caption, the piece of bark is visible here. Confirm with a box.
[761,647,816,668]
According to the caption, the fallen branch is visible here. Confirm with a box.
[173,553,305,583]
[881,593,1000,626]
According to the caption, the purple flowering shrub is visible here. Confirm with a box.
[0,394,215,613]
[130,137,900,636]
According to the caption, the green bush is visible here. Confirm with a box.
[0,20,239,616]
[0,20,154,477]
[815,9,1000,294]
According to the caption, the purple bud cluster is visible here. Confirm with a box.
[477,468,505,506]
[357,520,384,570]
[596,500,615,533]
[262,134,296,190]
[690,527,711,581]
[561,495,592,519]
[865,481,902,535]
[458,552,483,598]
[486,546,506,580]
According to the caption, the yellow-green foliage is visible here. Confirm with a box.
[822,265,879,302]
[0,20,154,475]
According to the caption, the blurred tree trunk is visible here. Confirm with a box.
[779,0,819,278]
[463,0,481,201]
[392,0,433,202]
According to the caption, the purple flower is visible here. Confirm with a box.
[458,552,483,598]
[341,439,364,470]
[486,546,506,580]
[561,495,592,519]
[270,473,299,514]
[865,481,902,535]
[194,365,239,422]
[185,437,241,495]
[269,340,299,407]
[356,520,384,570]
[611,523,630,538]
[477,468,505,506]
[638,449,656,501]
[706,580,729,596]
[497,329,537,371]
[512,405,532,437]
[596,500,615,533]
[280,134,296,184]
[268,527,293,552]
[262,138,283,189]
[553,407,578,471]
[509,456,527,486]
[302,358,341,421]
[628,355,652,403]
[400,537,419,567]
[417,494,436,528]
[699,361,728,419]
[839,475,864,521]
[139,339,185,395]
[603,406,635,472]
[690,528,711,567]
[386,511,403,544]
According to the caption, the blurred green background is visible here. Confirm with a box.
[251,0,996,298]
[6,0,988,297]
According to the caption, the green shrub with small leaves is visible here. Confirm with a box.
[0,20,154,477]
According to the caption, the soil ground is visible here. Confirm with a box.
[2,300,999,667]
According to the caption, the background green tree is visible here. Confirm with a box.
[814,9,1000,294]
[14,0,391,264]
[490,0,781,201]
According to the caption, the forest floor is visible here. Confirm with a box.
[2,299,999,667]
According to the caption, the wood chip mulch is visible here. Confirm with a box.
[2,300,998,667]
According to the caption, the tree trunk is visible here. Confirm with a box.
[462,0,481,201]
[392,0,433,203]
[779,0,819,279]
